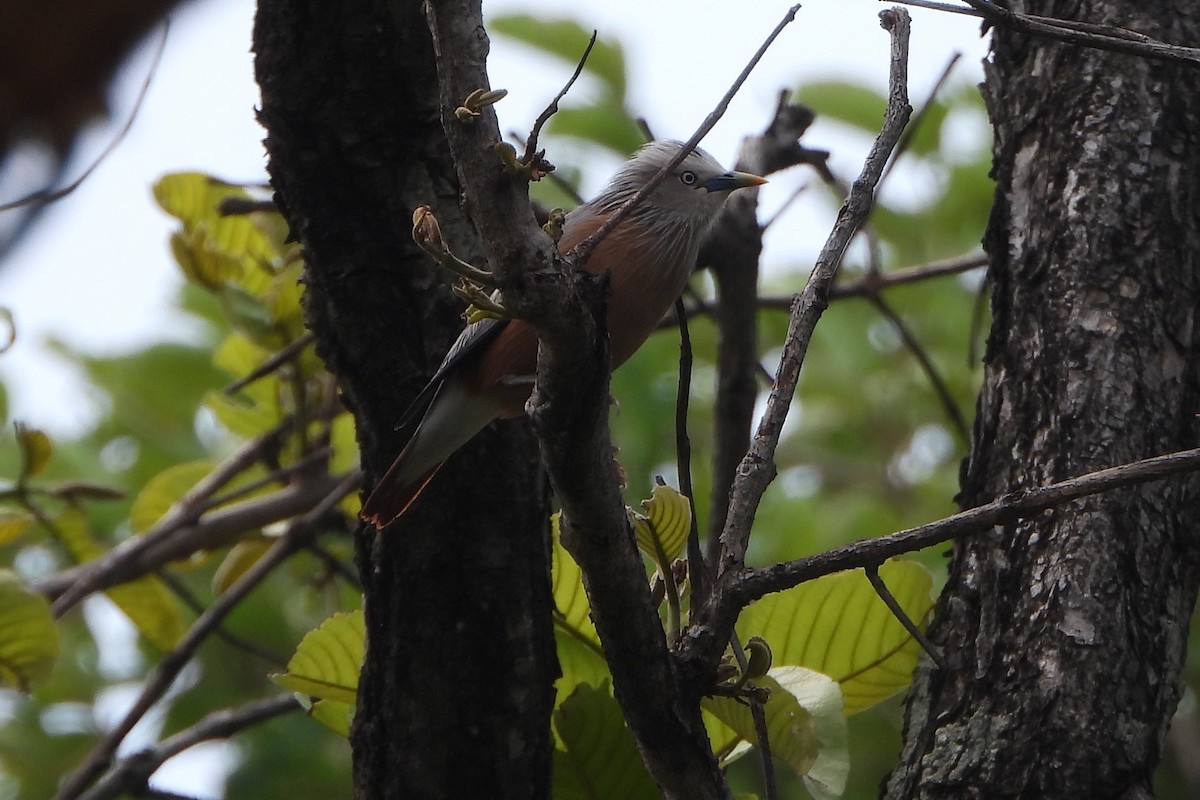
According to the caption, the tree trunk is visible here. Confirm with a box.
[253,2,556,798]
[887,3,1200,798]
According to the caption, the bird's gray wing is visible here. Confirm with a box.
[395,314,510,429]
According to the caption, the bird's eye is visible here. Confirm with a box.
[679,170,698,187]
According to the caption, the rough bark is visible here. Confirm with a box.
[887,2,1200,798]
[253,2,556,798]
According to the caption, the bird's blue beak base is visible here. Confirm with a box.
[704,170,768,193]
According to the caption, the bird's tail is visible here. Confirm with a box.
[359,378,502,527]
[360,456,445,526]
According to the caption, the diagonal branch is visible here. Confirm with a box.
[54,471,361,800]
[77,695,300,800]
[730,446,1200,607]
[678,6,914,691]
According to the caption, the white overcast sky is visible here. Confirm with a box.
[0,0,990,441]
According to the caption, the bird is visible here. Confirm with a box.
[361,139,766,525]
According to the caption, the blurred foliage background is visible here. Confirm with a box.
[1,9,1197,800]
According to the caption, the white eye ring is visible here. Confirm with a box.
[679,170,698,187]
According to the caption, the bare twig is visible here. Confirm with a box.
[882,51,961,183]
[750,700,778,800]
[680,7,914,689]
[717,9,912,576]
[0,21,170,213]
[728,629,778,800]
[55,471,361,800]
[732,447,1200,606]
[867,294,970,443]
[223,333,315,395]
[674,297,708,604]
[674,251,989,324]
[523,32,597,163]
[155,570,288,666]
[864,564,946,670]
[304,538,362,589]
[566,4,802,269]
[77,695,299,800]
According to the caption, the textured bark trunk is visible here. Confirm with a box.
[887,3,1200,798]
[253,2,556,798]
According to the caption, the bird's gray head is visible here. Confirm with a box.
[586,140,766,227]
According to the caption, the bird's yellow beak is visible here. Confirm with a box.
[704,170,768,193]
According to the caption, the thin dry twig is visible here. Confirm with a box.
[865,564,946,670]
[882,51,961,183]
[523,32,597,163]
[155,570,288,666]
[673,297,708,604]
[223,333,315,395]
[867,293,970,443]
[55,471,361,800]
[566,4,802,269]
[0,21,170,213]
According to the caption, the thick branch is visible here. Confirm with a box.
[36,472,350,610]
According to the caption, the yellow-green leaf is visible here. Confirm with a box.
[272,610,364,705]
[154,172,244,226]
[0,570,60,691]
[551,514,609,705]
[552,513,597,646]
[629,483,690,567]
[552,682,658,800]
[15,422,52,478]
[309,698,353,737]
[736,559,934,714]
[130,461,217,534]
[0,509,34,546]
[212,538,276,595]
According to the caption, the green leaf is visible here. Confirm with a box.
[0,509,34,546]
[490,15,627,100]
[552,683,658,800]
[630,483,691,567]
[703,666,847,794]
[0,569,60,691]
[736,559,934,714]
[130,460,216,533]
[272,610,364,706]
[15,422,52,478]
